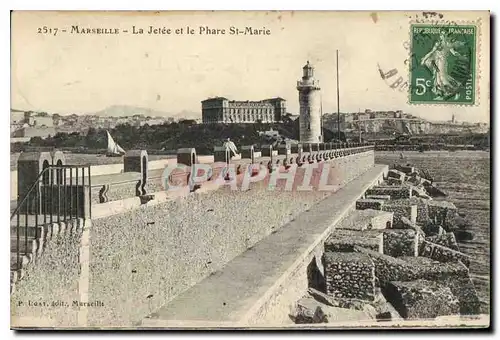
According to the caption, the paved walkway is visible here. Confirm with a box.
[144,164,387,326]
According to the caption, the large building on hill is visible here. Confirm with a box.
[201,97,286,124]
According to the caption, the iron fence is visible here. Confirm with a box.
[10,164,91,271]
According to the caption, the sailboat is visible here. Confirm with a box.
[106,130,126,157]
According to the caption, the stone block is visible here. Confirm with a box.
[338,209,393,231]
[397,259,480,316]
[407,175,429,187]
[382,202,417,227]
[213,146,230,164]
[356,199,385,210]
[365,195,391,201]
[290,144,303,155]
[411,185,431,199]
[387,169,406,181]
[427,233,460,251]
[366,186,412,199]
[385,178,404,186]
[277,144,291,156]
[383,229,419,257]
[260,145,273,157]
[354,247,469,287]
[177,148,197,166]
[324,252,376,301]
[17,151,53,214]
[423,182,448,198]
[394,164,415,175]
[291,298,328,324]
[419,240,471,267]
[422,224,445,236]
[383,280,460,319]
[325,229,384,253]
[406,197,431,225]
[291,297,374,323]
[124,150,148,195]
[241,145,255,163]
[447,277,482,315]
[427,200,458,230]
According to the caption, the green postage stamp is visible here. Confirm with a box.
[409,24,477,105]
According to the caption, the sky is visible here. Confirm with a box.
[11,11,490,123]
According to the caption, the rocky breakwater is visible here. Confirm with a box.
[289,163,482,324]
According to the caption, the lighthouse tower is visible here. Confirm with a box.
[297,61,322,143]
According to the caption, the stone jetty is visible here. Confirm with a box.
[290,163,481,323]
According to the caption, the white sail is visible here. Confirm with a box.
[116,144,126,154]
[106,130,125,155]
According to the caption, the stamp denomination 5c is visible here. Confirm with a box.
[409,24,477,105]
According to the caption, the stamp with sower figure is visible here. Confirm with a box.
[409,24,476,105]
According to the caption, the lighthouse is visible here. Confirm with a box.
[297,61,322,143]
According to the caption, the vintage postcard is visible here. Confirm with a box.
[10,10,490,329]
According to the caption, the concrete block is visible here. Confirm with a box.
[338,209,393,231]
[365,195,391,201]
[366,186,412,199]
[383,280,460,319]
[394,165,415,175]
[382,202,417,227]
[385,178,404,186]
[124,150,148,195]
[427,232,460,251]
[382,229,418,257]
[177,148,197,166]
[387,169,406,181]
[241,145,255,163]
[356,199,385,210]
[17,151,53,214]
[354,247,469,287]
[260,145,273,157]
[278,144,291,156]
[419,240,471,267]
[324,252,376,301]
[325,229,384,253]
[427,200,458,230]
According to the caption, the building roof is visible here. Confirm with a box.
[201,97,229,102]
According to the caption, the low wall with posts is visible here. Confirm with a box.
[10,142,377,327]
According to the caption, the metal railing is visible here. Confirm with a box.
[11,164,92,271]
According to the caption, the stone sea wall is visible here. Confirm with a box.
[87,186,329,327]
[299,162,482,323]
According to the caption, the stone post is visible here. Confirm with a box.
[124,150,149,196]
[177,148,197,167]
[213,146,230,164]
[17,151,52,214]
[241,145,255,163]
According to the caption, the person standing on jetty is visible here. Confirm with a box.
[223,138,239,158]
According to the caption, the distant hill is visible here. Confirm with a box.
[91,105,199,120]
[91,105,169,118]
